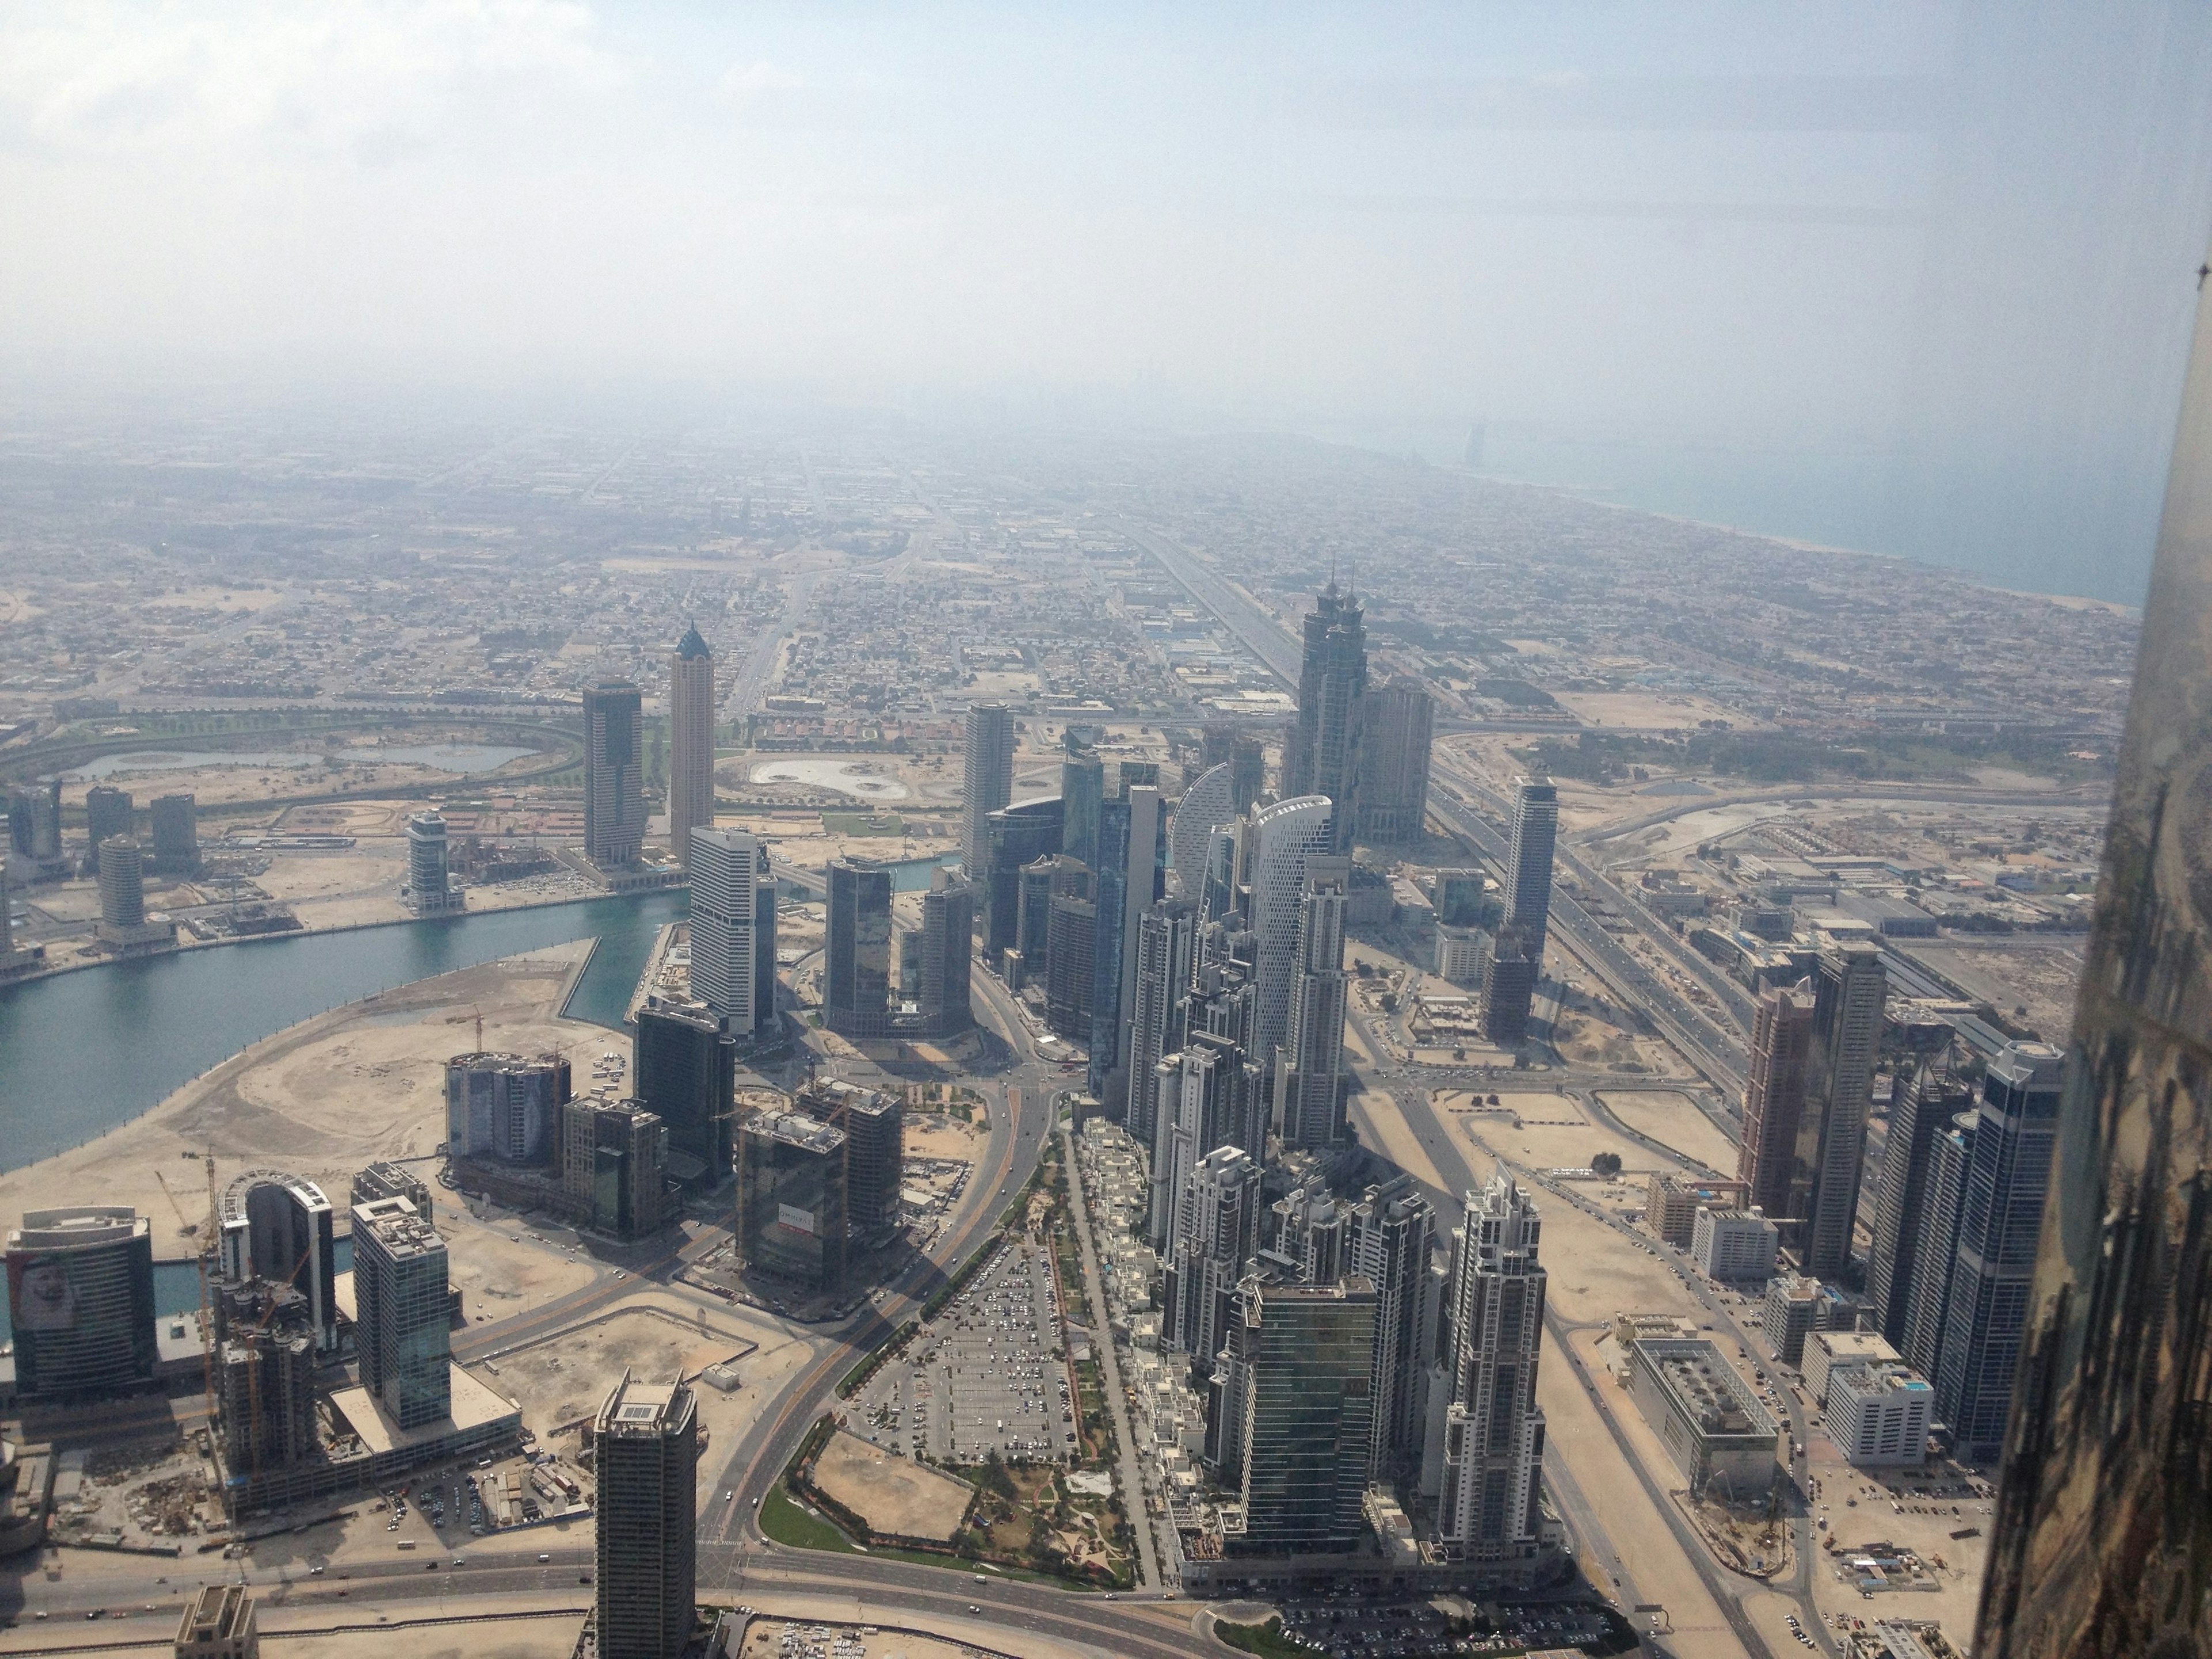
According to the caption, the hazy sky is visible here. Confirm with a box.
[5,2,2212,600]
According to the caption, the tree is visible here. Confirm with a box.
[1591,1151,1623,1176]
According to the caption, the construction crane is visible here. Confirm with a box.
[199,1150,218,1432]
[152,1170,200,1242]
[240,1243,314,1489]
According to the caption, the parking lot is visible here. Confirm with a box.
[854,1236,1076,1464]
[1264,1597,1619,1657]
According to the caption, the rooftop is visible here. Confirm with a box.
[741,1105,845,1154]
[1637,1338,1781,1440]
[329,1362,520,1456]
[10,1207,145,1251]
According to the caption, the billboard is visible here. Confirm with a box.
[777,1203,817,1236]
[6,1252,79,1332]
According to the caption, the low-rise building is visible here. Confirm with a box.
[1628,1338,1780,1499]
[176,1585,257,1659]
[1826,1363,1933,1467]
[1805,1330,1902,1407]
[1690,1206,1779,1282]
[1763,1272,1823,1366]
[1645,1174,1750,1248]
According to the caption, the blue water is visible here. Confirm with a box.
[0,889,687,1179]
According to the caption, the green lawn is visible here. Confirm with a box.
[757,1483,859,1553]
[1213,1616,1309,1658]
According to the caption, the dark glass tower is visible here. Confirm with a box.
[824,859,893,1038]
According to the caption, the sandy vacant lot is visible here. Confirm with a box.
[0,943,593,1259]
[1597,1090,1740,1176]
[811,1427,975,1541]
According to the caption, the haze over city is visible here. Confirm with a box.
[5,7,2212,1659]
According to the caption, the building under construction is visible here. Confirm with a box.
[795,1077,905,1248]
[212,1280,319,1481]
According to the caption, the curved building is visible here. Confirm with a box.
[5,1207,157,1402]
[1168,763,1236,893]
[217,1170,339,1352]
[1249,796,1335,1065]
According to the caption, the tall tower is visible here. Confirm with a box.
[1150,1031,1255,1252]
[1902,1109,1976,1381]
[404,813,461,915]
[1737,983,1816,1219]
[1284,580,1362,802]
[1792,944,1887,1277]
[917,868,975,1036]
[1219,1272,1377,1554]
[686,827,760,1032]
[1355,676,1434,844]
[1436,1171,1547,1566]
[1060,750,1105,869]
[1165,1145,1260,1363]
[960,704,1015,873]
[667,625,715,868]
[150,793,198,873]
[1277,855,1350,1150]
[83,785,132,872]
[1168,763,1236,897]
[1248,796,1335,1066]
[584,681,646,868]
[1126,895,1196,1150]
[592,1374,698,1659]
[1503,779,1558,962]
[1933,1041,2063,1462]
[1108,783,1165,1089]
[1866,1057,1972,1347]
[632,1005,736,1179]
[1351,1183,1438,1478]
[351,1196,450,1429]
[824,859,893,1039]
[96,836,146,929]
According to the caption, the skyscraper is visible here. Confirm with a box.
[1435,1172,1547,1566]
[1284,579,1364,805]
[1901,1109,1976,1382]
[1126,895,1196,1149]
[1478,925,1538,1046]
[445,1051,570,1163]
[149,793,198,874]
[754,865,779,1034]
[1100,782,1165,1101]
[1150,1031,1256,1251]
[1218,1272,1377,1554]
[1249,795,1335,1066]
[1230,734,1266,817]
[1866,1058,1972,1349]
[1933,1041,2063,1463]
[1351,1182,1438,1478]
[1169,763,1237,893]
[4,1207,157,1402]
[1792,943,1887,1277]
[1355,676,1434,844]
[667,624,715,869]
[96,836,146,929]
[632,1003,736,1180]
[1044,859,1096,1041]
[824,859,893,1038]
[584,681,647,868]
[1275,855,1350,1150]
[1061,750,1105,869]
[1165,1144,1260,1366]
[734,1105,847,1293]
[7,779,63,875]
[562,1098,671,1238]
[1503,779,1558,961]
[687,827,760,1031]
[404,812,462,915]
[960,703,1015,874]
[980,796,1063,961]
[1737,983,1816,1220]
[593,1374,698,1659]
[82,785,132,872]
[916,867,975,1036]
[351,1195,450,1429]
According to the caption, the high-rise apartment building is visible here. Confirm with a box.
[351,1195,450,1429]
[351,1161,433,1226]
[960,704,1015,873]
[1933,1041,2063,1462]
[1165,1145,1260,1365]
[1503,779,1558,961]
[1902,1108,1977,1381]
[980,796,1063,962]
[667,625,715,869]
[687,827,760,1030]
[798,1077,904,1246]
[1044,859,1096,1041]
[593,1374,698,1659]
[632,1004,736,1180]
[1284,580,1365,812]
[753,867,778,1034]
[445,1051,570,1163]
[584,681,647,868]
[83,785,132,871]
[4,1207,157,1402]
[1126,896,1196,1149]
[1478,926,1538,1046]
[1061,751,1105,870]
[824,859,893,1038]
[1356,676,1434,844]
[1866,1058,1971,1347]
[1218,1272,1377,1554]
[561,1097,672,1238]
[97,836,145,929]
[7,779,63,875]
[1793,944,1887,1277]
[734,1105,848,1294]
[1150,1031,1257,1251]
[405,812,463,915]
[216,1172,340,1354]
[1435,1173,1547,1566]
[1737,983,1816,1220]
[915,868,974,1037]
[149,793,199,874]
[1275,855,1350,1150]
[1169,763,1236,892]
[1351,1182,1438,1478]
[1249,796,1335,1067]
